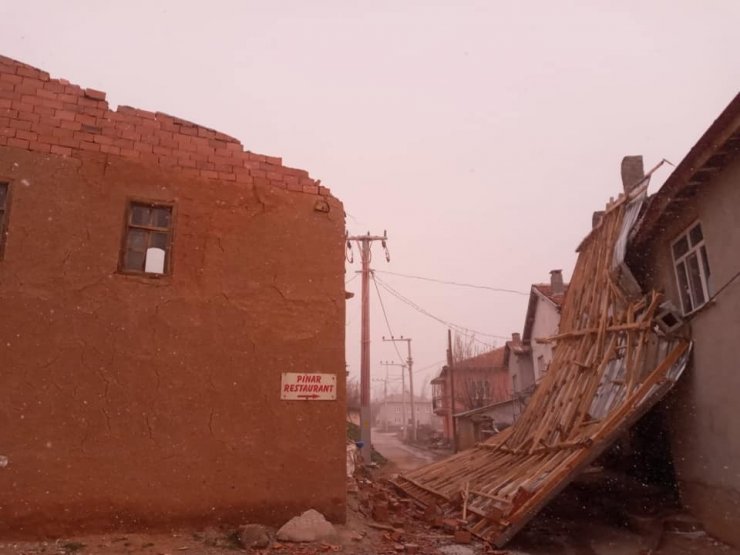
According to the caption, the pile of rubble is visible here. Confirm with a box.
[351,474,490,555]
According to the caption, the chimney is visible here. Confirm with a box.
[511,332,521,345]
[621,155,645,195]
[550,269,564,295]
[592,210,604,229]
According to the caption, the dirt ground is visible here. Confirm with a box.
[370,430,447,474]
[1,435,738,555]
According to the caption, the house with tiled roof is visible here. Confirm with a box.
[375,394,441,432]
[510,270,569,391]
[431,346,510,444]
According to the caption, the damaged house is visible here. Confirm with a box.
[394,92,740,549]
[394,159,692,546]
[0,56,346,536]
[626,92,740,546]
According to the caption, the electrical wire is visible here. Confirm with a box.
[371,270,406,364]
[373,269,529,296]
[373,275,506,346]
[413,359,446,374]
[375,275,504,340]
[345,273,358,286]
[707,268,740,305]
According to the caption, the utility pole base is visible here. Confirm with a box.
[360,406,372,464]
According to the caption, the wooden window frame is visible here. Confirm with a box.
[671,220,711,316]
[118,198,176,277]
[0,180,11,261]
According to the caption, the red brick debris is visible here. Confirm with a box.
[0,55,336,200]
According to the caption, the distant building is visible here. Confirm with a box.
[432,346,510,443]
[375,394,441,432]
[505,270,569,413]
[519,270,569,386]
[454,398,519,450]
[504,332,534,403]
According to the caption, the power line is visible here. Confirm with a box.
[374,275,506,346]
[413,359,446,374]
[345,273,359,286]
[374,269,529,296]
[375,275,503,340]
[371,270,406,364]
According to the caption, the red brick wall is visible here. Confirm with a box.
[0,55,335,199]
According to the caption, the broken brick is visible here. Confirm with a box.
[371,502,389,523]
[454,529,472,544]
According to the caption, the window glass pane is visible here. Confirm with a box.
[126,229,148,251]
[687,253,706,307]
[153,207,172,228]
[689,224,703,247]
[676,260,693,313]
[0,183,7,207]
[124,249,146,271]
[672,236,689,259]
[150,232,169,250]
[131,205,152,226]
[700,245,711,282]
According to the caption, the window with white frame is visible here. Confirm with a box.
[672,221,711,315]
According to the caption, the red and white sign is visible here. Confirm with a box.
[281,373,337,401]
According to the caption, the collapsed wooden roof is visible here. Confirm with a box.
[392,188,691,547]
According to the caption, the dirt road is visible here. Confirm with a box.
[371,429,442,473]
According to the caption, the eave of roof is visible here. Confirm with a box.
[631,92,740,246]
[522,284,569,341]
[453,398,517,419]
[455,346,506,370]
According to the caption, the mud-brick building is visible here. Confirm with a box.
[0,56,346,537]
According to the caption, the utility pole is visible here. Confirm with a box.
[347,231,389,464]
[447,329,458,452]
[383,336,416,442]
[384,372,388,432]
[380,361,407,434]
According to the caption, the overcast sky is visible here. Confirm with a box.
[2,1,738,398]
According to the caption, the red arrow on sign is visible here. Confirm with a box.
[297,394,320,399]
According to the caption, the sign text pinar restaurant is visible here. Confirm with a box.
[281,373,337,401]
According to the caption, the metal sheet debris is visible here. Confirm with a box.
[392,189,691,547]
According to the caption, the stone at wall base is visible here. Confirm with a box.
[276,509,337,543]
[238,523,271,549]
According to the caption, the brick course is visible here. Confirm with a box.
[0,55,336,202]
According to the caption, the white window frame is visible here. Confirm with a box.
[671,220,711,315]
